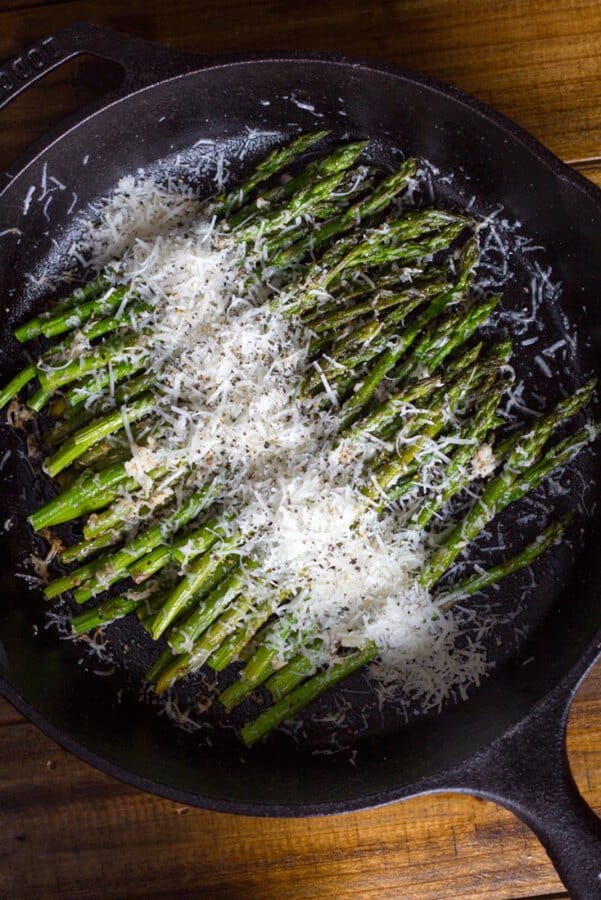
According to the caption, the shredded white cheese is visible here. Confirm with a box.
[472,442,496,479]
[75,174,491,710]
[17,132,585,738]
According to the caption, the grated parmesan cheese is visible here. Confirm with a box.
[19,127,587,741]
[74,175,492,711]
[472,443,496,479]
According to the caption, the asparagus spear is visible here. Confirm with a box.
[0,364,37,410]
[71,485,223,604]
[149,553,240,633]
[408,382,507,525]
[344,341,483,442]
[219,616,303,711]
[36,332,147,397]
[241,642,378,747]
[207,597,281,672]
[26,304,150,412]
[437,514,572,610]
[165,555,242,653]
[234,142,366,225]
[252,142,368,209]
[28,286,130,346]
[338,238,480,427]
[264,647,321,702]
[237,159,367,246]
[150,540,243,641]
[321,210,466,289]
[29,460,151,531]
[13,273,113,342]
[211,130,329,218]
[392,295,501,387]
[419,382,597,588]
[146,647,176,685]
[288,220,466,318]
[61,529,123,564]
[71,584,167,635]
[43,393,155,478]
[271,158,418,268]
[46,370,158,449]
[82,474,178,541]
[366,359,496,497]
[309,276,449,335]
[155,588,255,693]
[303,292,427,395]
[64,357,149,408]
[82,491,167,541]
[300,266,438,326]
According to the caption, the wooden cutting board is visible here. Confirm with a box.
[1,2,600,897]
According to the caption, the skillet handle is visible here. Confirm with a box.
[447,666,601,899]
[0,22,201,113]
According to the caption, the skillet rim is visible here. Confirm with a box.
[1,48,601,212]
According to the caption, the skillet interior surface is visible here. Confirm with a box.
[0,58,600,814]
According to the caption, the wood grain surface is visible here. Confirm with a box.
[1,2,600,898]
[3,667,601,900]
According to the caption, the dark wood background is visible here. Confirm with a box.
[1,2,600,897]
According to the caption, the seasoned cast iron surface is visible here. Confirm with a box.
[0,61,599,808]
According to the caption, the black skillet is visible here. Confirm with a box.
[1,23,601,898]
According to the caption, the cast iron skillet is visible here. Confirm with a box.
[1,23,600,898]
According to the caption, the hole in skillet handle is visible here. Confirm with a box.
[0,22,203,173]
[0,55,124,173]
[435,649,601,900]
